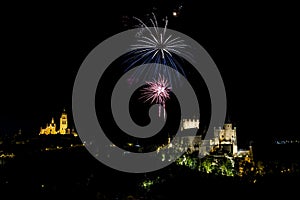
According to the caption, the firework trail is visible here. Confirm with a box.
[140,74,171,119]
[125,13,192,86]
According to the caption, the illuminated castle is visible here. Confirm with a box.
[178,118,238,156]
[39,110,77,136]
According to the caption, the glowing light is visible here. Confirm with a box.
[172,11,177,17]
[127,143,133,147]
[140,74,171,119]
[0,153,15,158]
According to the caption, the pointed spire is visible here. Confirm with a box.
[62,108,67,114]
[51,117,54,124]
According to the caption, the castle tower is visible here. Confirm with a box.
[180,117,200,131]
[59,109,68,134]
[213,123,238,155]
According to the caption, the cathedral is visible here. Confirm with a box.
[39,110,77,136]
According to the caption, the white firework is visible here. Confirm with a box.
[131,13,188,60]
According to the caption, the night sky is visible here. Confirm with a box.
[1,1,299,147]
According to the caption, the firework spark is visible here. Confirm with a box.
[125,13,191,86]
[140,74,171,119]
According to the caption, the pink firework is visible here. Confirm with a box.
[140,74,171,119]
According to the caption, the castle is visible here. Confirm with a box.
[39,110,77,136]
[178,118,240,157]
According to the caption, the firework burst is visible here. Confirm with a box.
[125,13,191,86]
[131,14,187,60]
[140,74,171,119]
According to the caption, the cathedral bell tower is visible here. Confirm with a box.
[59,109,68,134]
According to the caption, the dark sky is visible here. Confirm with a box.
[1,1,299,146]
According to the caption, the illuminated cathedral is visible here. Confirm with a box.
[39,110,77,136]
